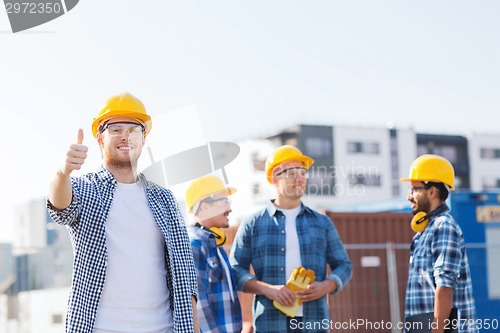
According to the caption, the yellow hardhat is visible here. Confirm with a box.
[185,175,237,213]
[265,145,314,184]
[400,154,455,190]
[91,92,152,138]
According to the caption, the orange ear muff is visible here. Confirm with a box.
[209,227,227,247]
[195,223,227,246]
[411,211,429,233]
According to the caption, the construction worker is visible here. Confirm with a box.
[186,175,242,333]
[401,154,477,333]
[230,145,352,333]
[47,93,199,333]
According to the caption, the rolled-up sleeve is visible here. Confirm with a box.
[326,219,352,293]
[229,219,256,291]
[432,220,462,288]
[46,178,80,227]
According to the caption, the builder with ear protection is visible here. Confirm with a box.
[186,175,243,333]
[400,154,477,333]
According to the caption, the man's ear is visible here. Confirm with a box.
[428,186,439,200]
[96,132,104,147]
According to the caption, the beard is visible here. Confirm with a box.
[108,158,135,170]
[104,150,138,171]
[412,194,431,215]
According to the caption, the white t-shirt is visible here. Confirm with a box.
[281,205,304,316]
[93,181,173,333]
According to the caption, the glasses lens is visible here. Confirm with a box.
[204,197,231,206]
[105,123,144,137]
[278,167,308,179]
[409,186,425,194]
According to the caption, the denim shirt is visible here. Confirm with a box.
[230,200,352,333]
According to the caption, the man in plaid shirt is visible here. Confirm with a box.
[401,154,477,333]
[47,93,199,333]
[230,145,352,333]
[186,175,242,333]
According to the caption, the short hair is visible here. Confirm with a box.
[424,182,449,201]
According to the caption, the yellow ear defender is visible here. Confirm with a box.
[410,205,448,233]
[208,227,227,247]
[411,211,429,233]
[195,223,227,246]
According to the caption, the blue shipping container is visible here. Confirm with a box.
[450,191,500,325]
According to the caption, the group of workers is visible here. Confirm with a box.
[47,92,477,333]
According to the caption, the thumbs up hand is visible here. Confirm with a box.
[62,129,88,176]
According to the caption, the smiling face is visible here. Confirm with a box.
[97,116,146,171]
[407,181,432,215]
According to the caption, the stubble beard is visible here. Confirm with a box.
[414,195,431,215]
[109,159,135,171]
[104,150,138,172]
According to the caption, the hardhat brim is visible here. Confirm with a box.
[266,155,314,183]
[399,177,455,190]
[92,110,152,138]
[188,186,237,213]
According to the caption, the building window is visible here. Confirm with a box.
[305,137,332,158]
[390,134,400,196]
[251,152,265,171]
[284,138,298,147]
[417,144,428,156]
[438,146,458,163]
[348,173,381,186]
[482,177,500,190]
[52,314,63,324]
[347,141,379,154]
[481,148,500,159]
[252,183,261,195]
[417,144,458,163]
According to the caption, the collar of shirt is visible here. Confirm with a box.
[265,199,310,217]
[95,165,154,190]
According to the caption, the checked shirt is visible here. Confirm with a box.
[230,200,352,333]
[405,204,478,333]
[47,166,198,333]
[188,225,242,333]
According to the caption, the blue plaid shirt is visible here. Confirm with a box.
[229,201,352,333]
[188,226,242,333]
[405,204,478,333]
[47,166,198,333]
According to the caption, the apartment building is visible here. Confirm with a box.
[227,124,500,215]
[467,133,500,191]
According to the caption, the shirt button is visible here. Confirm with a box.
[280,267,284,271]
[281,230,285,234]
[281,248,285,252]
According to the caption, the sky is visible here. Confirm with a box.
[1,0,499,242]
